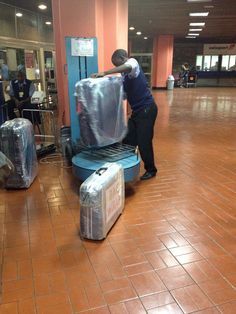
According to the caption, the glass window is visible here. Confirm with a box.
[229,55,236,71]
[17,9,39,41]
[222,55,230,71]
[0,47,28,81]
[0,48,8,81]
[38,16,54,43]
[196,55,203,70]
[16,49,25,71]
[0,3,16,38]
[210,56,219,71]
[203,56,211,71]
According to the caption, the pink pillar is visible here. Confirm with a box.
[52,0,128,125]
[128,40,132,55]
[152,35,174,88]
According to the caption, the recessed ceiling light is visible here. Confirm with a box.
[16,12,23,17]
[189,28,203,31]
[45,21,51,25]
[129,26,135,30]
[189,12,209,16]
[144,37,148,40]
[188,33,200,36]
[190,22,205,26]
[186,36,197,38]
[136,31,142,35]
[38,4,47,10]
[187,0,212,2]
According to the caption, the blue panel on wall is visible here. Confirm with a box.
[65,37,98,148]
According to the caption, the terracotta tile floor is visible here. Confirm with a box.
[1,87,236,313]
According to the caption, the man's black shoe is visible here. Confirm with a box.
[140,171,156,181]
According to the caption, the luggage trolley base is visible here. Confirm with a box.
[72,144,141,182]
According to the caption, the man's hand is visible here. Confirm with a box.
[91,72,105,78]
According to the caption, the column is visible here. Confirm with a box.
[39,48,46,92]
[52,0,128,125]
[152,35,174,88]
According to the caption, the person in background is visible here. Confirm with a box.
[92,49,158,180]
[17,64,25,72]
[4,85,17,120]
[10,71,40,126]
[179,62,189,87]
[0,61,9,81]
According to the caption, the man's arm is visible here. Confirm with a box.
[91,64,132,78]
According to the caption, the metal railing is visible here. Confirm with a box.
[22,108,57,148]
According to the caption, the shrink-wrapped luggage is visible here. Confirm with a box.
[75,76,127,148]
[80,163,124,240]
[0,118,38,188]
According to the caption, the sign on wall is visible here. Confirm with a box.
[71,38,94,57]
[25,52,34,68]
[203,44,236,55]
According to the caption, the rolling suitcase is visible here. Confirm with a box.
[80,163,125,240]
[0,118,38,189]
[75,76,127,148]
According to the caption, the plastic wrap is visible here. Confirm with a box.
[80,163,125,240]
[75,76,127,148]
[0,151,14,187]
[0,118,38,189]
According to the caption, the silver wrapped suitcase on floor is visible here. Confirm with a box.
[0,118,38,189]
[75,76,127,148]
[80,163,125,240]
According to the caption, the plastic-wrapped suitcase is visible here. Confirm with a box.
[75,76,127,148]
[0,151,14,187]
[80,163,125,240]
[0,118,38,189]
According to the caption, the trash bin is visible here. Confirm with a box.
[167,75,175,90]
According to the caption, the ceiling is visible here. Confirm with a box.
[129,0,236,42]
[1,0,236,42]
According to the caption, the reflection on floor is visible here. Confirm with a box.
[1,88,236,313]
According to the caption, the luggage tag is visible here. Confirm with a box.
[19,91,24,98]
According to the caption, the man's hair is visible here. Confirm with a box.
[112,49,128,60]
